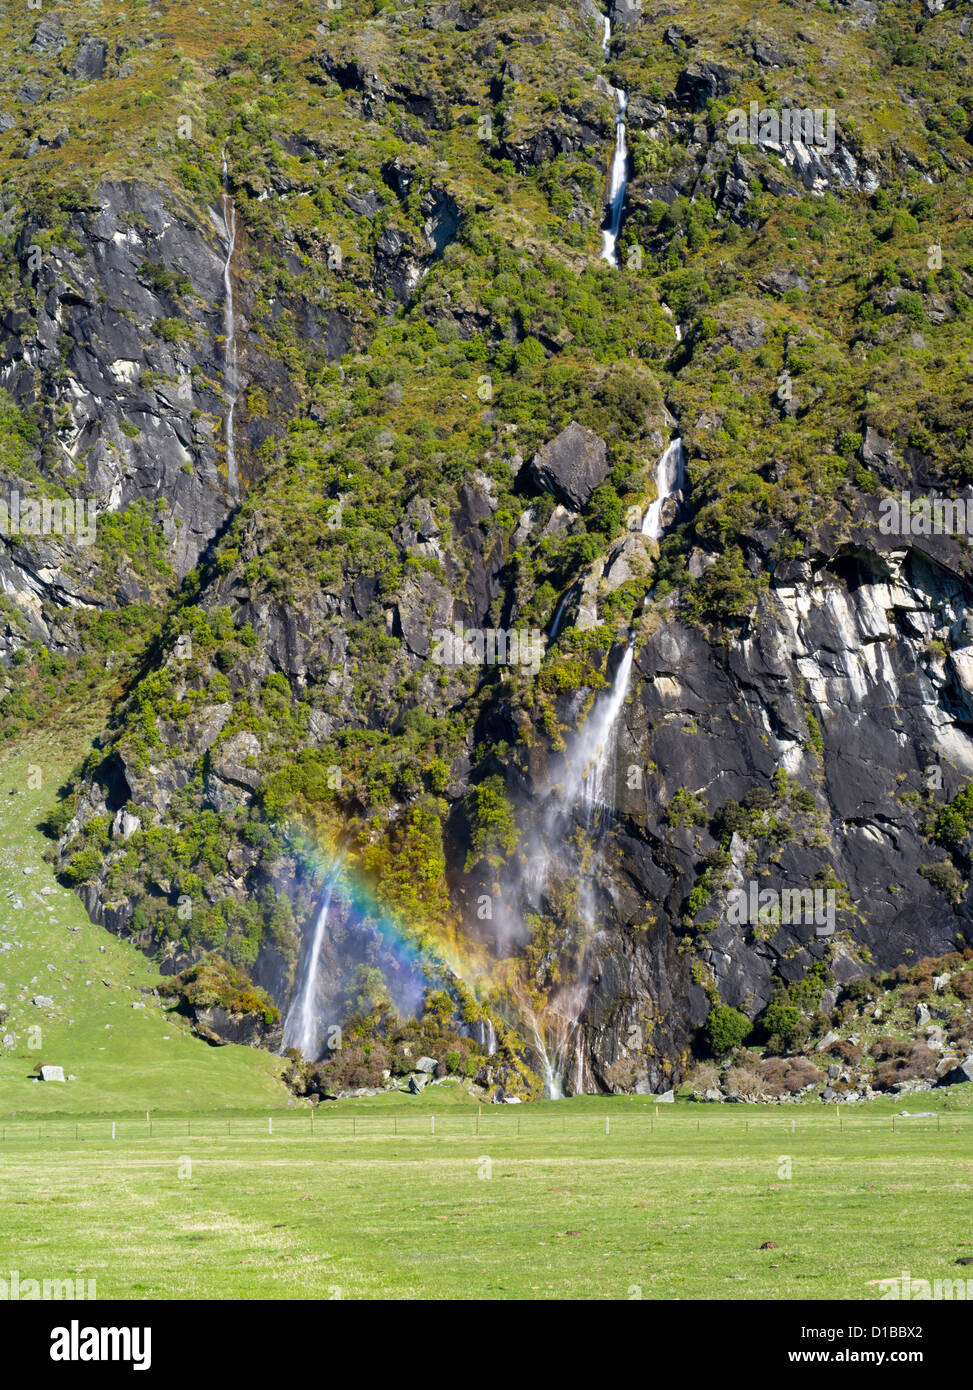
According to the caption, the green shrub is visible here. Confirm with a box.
[704,1004,751,1055]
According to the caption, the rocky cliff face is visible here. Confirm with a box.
[3,1,971,1093]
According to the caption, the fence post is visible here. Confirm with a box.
[431,1115,435,1136]
[111,1122,116,1140]
[605,1116,609,1136]
[268,1117,273,1136]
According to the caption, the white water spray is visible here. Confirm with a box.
[566,640,636,819]
[641,437,686,541]
[600,17,628,266]
[220,145,239,498]
[283,866,341,1059]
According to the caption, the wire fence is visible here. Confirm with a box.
[1,1107,971,1145]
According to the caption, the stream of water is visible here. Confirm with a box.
[220,146,239,498]
[600,16,629,266]
[283,864,342,1060]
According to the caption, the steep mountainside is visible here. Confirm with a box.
[1,0,972,1098]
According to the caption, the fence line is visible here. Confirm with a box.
[0,1107,969,1145]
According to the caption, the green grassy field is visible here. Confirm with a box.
[1,1094,971,1300]
[0,729,290,1119]
[2,729,972,1300]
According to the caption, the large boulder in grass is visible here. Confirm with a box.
[530,422,610,511]
[937,1056,973,1087]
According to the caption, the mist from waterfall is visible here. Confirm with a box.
[283,863,342,1060]
[516,432,687,1095]
[641,437,686,541]
[220,145,239,498]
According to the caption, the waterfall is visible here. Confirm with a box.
[641,437,686,541]
[548,586,576,641]
[566,640,636,819]
[521,437,687,1094]
[600,16,628,267]
[521,639,636,1097]
[220,145,239,498]
[283,865,341,1060]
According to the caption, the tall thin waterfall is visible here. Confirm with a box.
[523,639,636,1097]
[220,146,239,498]
[567,640,636,820]
[641,437,686,541]
[283,866,341,1060]
[525,434,687,1094]
[600,17,629,267]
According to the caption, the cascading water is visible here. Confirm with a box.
[568,640,636,820]
[514,15,687,1097]
[283,864,342,1060]
[220,145,239,498]
[525,435,687,1093]
[548,585,577,642]
[521,638,636,1097]
[641,437,686,541]
[600,17,629,267]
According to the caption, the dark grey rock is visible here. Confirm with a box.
[71,38,109,81]
[675,61,737,110]
[530,422,610,510]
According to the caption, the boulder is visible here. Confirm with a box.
[30,18,68,55]
[71,38,108,80]
[415,1056,438,1074]
[39,1065,65,1082]
[937,1057,973,1088]
[654,1089,675,1103]
[609,0,642,27]
[530,422,609,511]
[192,1005,282,1050]
[31,995,54,1008]
[211,731,262,791]
[407,1073,427,1094]
[675,61,737,110]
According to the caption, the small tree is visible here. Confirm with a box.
[704,1003,751,1056]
